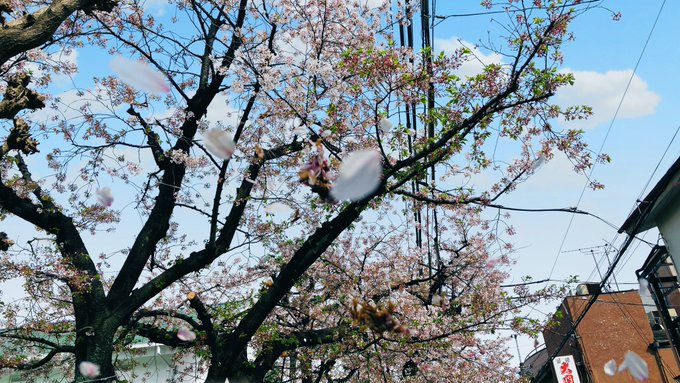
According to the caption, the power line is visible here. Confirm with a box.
[534,1,668,378]
[536,188,659,380]
[589,121,680,282]
[432,0,603,26]
[608,292,678,379]
[546,0,667,282]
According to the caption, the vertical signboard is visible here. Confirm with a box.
[552,355,581,383]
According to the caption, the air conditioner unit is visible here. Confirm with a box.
[575,283,599,296]
[575,284,589,296]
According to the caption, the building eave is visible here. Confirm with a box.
[619,155,680,235]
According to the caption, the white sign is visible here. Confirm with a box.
[552,355,581,383]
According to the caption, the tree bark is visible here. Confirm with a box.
[74,323,116,382]
[0,0,115,66]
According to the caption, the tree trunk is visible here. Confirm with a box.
[203,347,257,383]
[205,368,257,383]
[74,322,116,382]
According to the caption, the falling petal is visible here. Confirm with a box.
[620,351,648,381]
[204,129,236,160]
[177,326,196,342]
[638,277,650,296]
[79,361,100,379]
[330,150,382,202]
[96,187,114,207]
[287,118,306,135]
[604,359,617,376]
[110,56,170,94]
[264,202,293,215]
[378,118,393,133]
[293,125,308,136]
[531,155,546,171]
[431,294,443,307]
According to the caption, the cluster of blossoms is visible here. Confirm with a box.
[298,140,332,189]
[349,298,410,335]
[167,149,210,169]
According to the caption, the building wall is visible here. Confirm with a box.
[0,344,206,383]
[658,202,680,272]
[562,291,679,382]
[541,301,589,382]
[543,301,581,359]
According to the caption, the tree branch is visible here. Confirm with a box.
[0,0,115,66]
[252,327,348,380]
[126,106,165,168]
[0,73,45,120]
[106,0,250,309]
[122,140,303,316]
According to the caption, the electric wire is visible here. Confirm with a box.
[546,0,667,282]
[532,5,669,375]
[587,122,679,283]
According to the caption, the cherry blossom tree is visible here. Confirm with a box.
[0,0,606,382]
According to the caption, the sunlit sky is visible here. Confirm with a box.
[435,0,679,362]
[5,0,679,370]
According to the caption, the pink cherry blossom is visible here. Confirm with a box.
[432,293,444,307]
[486,258,499,268]
[299,143,331,188]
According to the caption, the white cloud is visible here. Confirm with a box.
[359,0,388,8]
[28,85,112,123]
[23,48,79,89]
[434,37,503,78]
[140,0,167,17]
[555,69,660,130]
[205,92,240,127]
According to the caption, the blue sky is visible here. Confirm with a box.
[431,0,680,361]
[5,0,679,370]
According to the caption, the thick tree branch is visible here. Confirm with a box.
[187,292,217,351]
[0,333,74,351]
[252,327,348,380]
[129,323,196,348]
[0,73,45,120]
[0,181,103,298]
[215,199,371,375]
[0,0,115,66]
[121,140,303,316]
[106,0,250,309]
[126,106,165,168]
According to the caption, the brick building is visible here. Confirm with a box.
[528,288,680,382]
